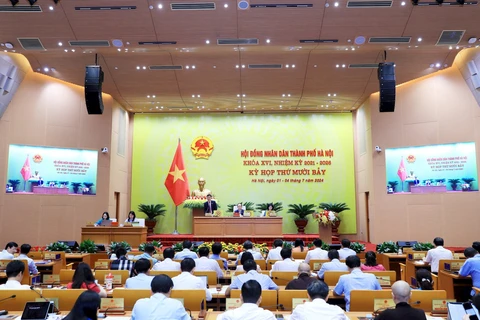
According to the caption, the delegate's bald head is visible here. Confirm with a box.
[391,280,412,303]
[298,263,310,275]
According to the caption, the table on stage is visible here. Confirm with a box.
[193,217,283,237]
[81,227,147,247]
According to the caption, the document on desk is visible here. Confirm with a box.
[209,286,228,295]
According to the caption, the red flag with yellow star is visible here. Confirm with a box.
[164,141,190,206]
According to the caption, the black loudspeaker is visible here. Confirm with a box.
[397,241,418,248]
[329,244,342,251]
[84,65,104,114]
[378,62,396,112]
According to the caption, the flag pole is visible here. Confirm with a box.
[172,205,179,235]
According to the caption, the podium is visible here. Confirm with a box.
[81,227,147,247]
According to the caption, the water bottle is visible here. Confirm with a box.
[398,248,403,255]
[105,273,113,290]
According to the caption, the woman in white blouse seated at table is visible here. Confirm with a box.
[125,211,137,223]
[236,252,261,272]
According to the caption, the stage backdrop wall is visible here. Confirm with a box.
[131,113,357,235]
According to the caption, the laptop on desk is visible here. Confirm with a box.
[100,220,112,226]
[21,302,50,320]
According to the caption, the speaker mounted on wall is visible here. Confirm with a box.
[84,65,104,115]
[378,62,396,112]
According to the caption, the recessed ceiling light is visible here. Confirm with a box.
[117,48,121,52]
[314,65,317,68]
[192,95,195,98]
[449,46,453,50]
[333,93,336,96]
[236,65,239,68]
[266,39,271,43]
[152,95,156,98]
[136,66,140,70]
[206,40,210,44]
[147,95,150,98]
[197,95,200,98]
[286,64,290,68]
[158,4,163,9]
[435,63,441,68]
[186,65,190,69]
[242,94,246,97]
[71,49,75,52]
[456,46,460,49]
[401,1,406,4]
[328,94,331,97]
[237,94,240,97]
[114,67,118,70]
[417,37,422,42]
[192,65,196,69]
[58,42,62,46]
[282,94,285,97]
[334,2,339,6]
[292,64,295,68]
[224,3,228,7]
[342,64,346,68]
[142,66,146,70]
[287,94,291,97]
[351,47,355,51]
[336,64,339,68]
[64,49,68,52]
[49,6,54,10]
[43,67,49,72]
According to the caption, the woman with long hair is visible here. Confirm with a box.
[361,251,386,271]
[292,239,305,252]
[67,262,107,297]
[63,291,101,320]
[125,211,136,223]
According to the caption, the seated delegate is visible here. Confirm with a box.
[95,212,110,226]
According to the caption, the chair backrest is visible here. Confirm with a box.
[194,270,218,286]
[432,273,438,290]
[270,271,299,286]
[95,270,130,285]
[220,251,228,259]
[112,289,150,311]
[267,260,279,271]
[349,290,393,311]
[42,289,85,311]
[27,252,43,260]
[215,259,224,269]
[0,290,39,311]
[308,259,330,271]
[231,289,277,310]
[410,290,447,312]
[364,271,397,286]
[59,269,76,284]
[0,259,30,285]
[46,251,66,269]
[150,270,181,278]
[292,251,307,260]
[171,289,206,311]
[255,259,266,270]
[278,289,309,310]
[323,271,349,286]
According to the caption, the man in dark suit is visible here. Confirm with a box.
[375,280,427,320]
[234,203,245,216]
[204,194,217,214]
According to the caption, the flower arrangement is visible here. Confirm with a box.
[314,210,340,226]
[183,196,220,209]
[108,241,131,255]
[31,246,47,252]
[139,240,162,253]
[350,242,366,253]
[173,241,268,255]
[45,242,72,253]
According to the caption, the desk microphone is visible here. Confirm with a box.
[185,307,195,320]
[29,286,60,314]
[0,295,16,316]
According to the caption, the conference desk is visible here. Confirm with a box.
[81,227,147,247]
[378,253,407,281]
[193,217,283,237]
[438,270,472,301]
[205,311,435,319]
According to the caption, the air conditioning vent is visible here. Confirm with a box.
[149,65,183,70]
[349,63,379,68]
[0,5,41,12]
[248,64,283,69]
[217,38,258,45]
[170,2,216,10]
[75,6,136,10]
[369,37,411,43]
[436,30,465,45]
[300,39,338,43]
[17,38,45,50]
[347,0,392,7]
[139,41,177,45]
[69,40,110,47]
[250,3,313,8]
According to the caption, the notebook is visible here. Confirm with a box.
[21,301,51,320]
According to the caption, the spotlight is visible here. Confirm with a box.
[9,0,19,5]
[27,0,37,5]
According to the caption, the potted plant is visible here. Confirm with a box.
[387,181,398,192]
[412,242,434,251]
[350,242,366,253]
[376,241,399,253]
[108,241,131,256]
[71,182,82,194]
[139,240,162,253]
[45,241,72,253]
[138,204,166,234]
[7,179,21,192]
[462,178,476,191]
[448,178,460,191]
[79,239,97,253]
[287,204,315,234]
[255,202,283,213]
[318,202,350,235]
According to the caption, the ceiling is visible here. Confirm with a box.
[1,0,479,113]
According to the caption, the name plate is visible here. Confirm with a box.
[100,298,124,311]
[43,274,60,284]
[95,261,110,270]
[376,276,391,286]
[449,261,464,271]
[104,274,122,285]
[226,298,242,310]
[408,253,426,260]
[292,298,308,309]
[35,298,58,309]
[267,211,276,217]
[453,253,461,259]
[313,262,323,271]
[244,211,252,217]
[44,252,61,260]
[374,299,395,310]
[432,299,456,312]
[0,261,8,270]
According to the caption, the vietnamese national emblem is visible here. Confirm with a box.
[191,136,214,159]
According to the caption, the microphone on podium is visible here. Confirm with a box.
[0,295,16,316]
[29,286,60,314]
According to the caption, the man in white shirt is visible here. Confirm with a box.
[266,239,283,262]
[14,244,38,275]
[0,242,18,260]
[305,239,328,264]
[270,247,300,275]
[172,258,212,301]
[290,280,348,320]
[318,250,348,279]
[0,260,31,289]
[132,274,190,320]
[153,248,181,271]
[227,260,278,296]
[217,279,276,320]
[338,239,357,260]
[425,237,453,273]
[174,240,198,260]
[237,241,264,263]
[125,259,154,289]
[195,247,223,278]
